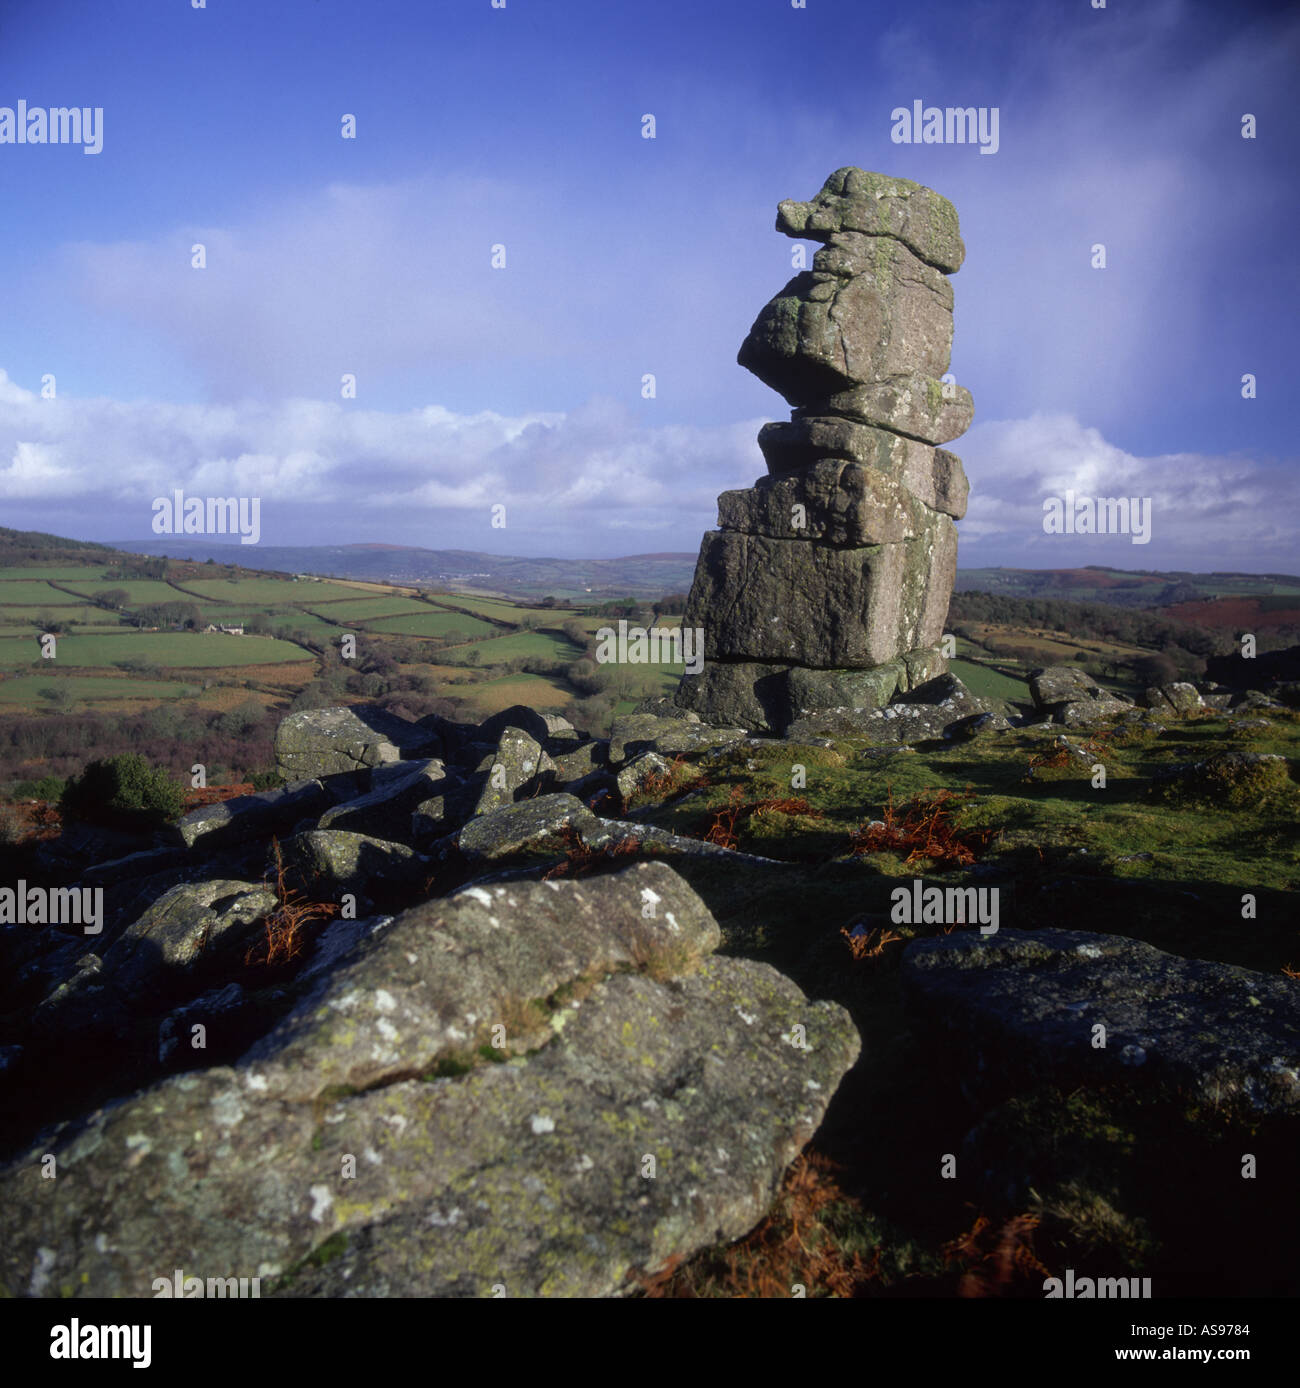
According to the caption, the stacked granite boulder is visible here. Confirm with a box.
[675,168,973,734]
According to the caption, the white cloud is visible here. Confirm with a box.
[959,413,1298,569]
[0,378,769,555]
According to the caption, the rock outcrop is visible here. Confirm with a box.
[676,169,972,734]
[902,928,1300,1120]
[0,701,864,1298]
[0,862,859,1298]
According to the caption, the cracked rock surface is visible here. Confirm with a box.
[0,861,859,1298]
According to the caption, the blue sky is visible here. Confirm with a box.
[0,0,1296,570]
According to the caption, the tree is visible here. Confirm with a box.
[1133,652,1178,686]
[60,752,185,828]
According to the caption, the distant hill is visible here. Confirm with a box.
[0,526,117,565]
[108,540,698,601]
[954,565,1300,611]
[9,531,1299,611]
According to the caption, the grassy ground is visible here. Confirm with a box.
[425,594,580,621]
[448,672,577,715]
[947,658,1028,702]
[616,707,1300,1297]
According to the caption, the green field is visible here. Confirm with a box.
[948,658,1030,702]
[572,613,684,635]
[181,577,356,604]
[310,597,437,622]
[0,675,200,703]
[423,594,525,618]
[60,578,196,605]
[426,594,580,622]
[0,632,307,669]
[0,581,74,604]
[448,631,584,665]
[363,611,496,640]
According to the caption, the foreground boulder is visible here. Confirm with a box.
[902,928,1300,1120]
[0,862,860,1297]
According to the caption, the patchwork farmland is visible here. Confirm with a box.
[0,534,689,789]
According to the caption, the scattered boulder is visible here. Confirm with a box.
[1029,665,1104,712]
[1143,682,1204,716]
[453,793,780,873]
[471,729,556,816]
[172,779,332,851]
[549,739,609,784]
[607,714,746,766]
[83,845,188,887]
[99,879,277,998]
[456,794,596,866]
[1232,689,1284,713]
[156,981,249,1066]
[476,704,553,747]
[629,696,700,721]
[902,928,1300,1121]
[318,759,449,841]
[409,796,449,846]
[279,829,429,901]
[274,705,439,781]
[1030,666,1133,725]
[1056,696,1134,727]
